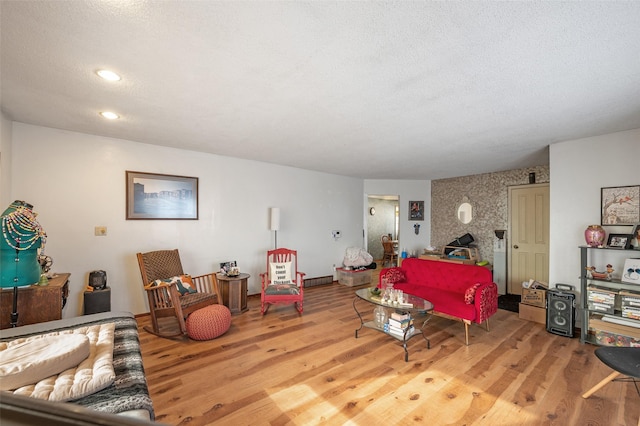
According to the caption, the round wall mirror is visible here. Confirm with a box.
[457,201,473,224]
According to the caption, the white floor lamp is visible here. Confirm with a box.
[270,207,280,249]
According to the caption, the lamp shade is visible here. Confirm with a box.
[270,207,280,231]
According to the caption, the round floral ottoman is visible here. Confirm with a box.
[185,304,231,341]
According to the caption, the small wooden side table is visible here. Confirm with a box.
[217,273,249,314]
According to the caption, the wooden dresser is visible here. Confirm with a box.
[0,273,70,329]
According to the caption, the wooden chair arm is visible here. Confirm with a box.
[260,272,269,289]
[144,282,173,291]
[144,282,181,310]
[191,272,222,303]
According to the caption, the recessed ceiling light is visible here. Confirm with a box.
[100,111,119,120]
[96,69,121,81]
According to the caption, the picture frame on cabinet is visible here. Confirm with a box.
[219,261,237,276]
[601,185,640,225]
[606,233,633,249]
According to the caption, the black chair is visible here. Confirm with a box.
[582,347,640,398]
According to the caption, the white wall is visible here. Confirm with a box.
[6,121,638,322]
[8,123,364,318]
[549,128,640,293]
[0,112,13,209]
[364,180,431,256]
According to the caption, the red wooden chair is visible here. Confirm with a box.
[260,248,305,315]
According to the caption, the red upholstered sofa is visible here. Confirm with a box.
[379,257,498,345]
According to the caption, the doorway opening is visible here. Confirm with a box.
[366,195,399,264]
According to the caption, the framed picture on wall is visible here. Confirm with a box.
[126,171,199,219]
[601,185,640,225]
[408,200,424,221]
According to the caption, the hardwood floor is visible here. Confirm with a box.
[137,282,639,426]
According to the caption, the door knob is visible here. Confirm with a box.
[513,245,519,249]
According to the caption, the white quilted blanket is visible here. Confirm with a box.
[343,247,374,267]
[1,322,116,402]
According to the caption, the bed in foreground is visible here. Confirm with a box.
[0,311,154,423]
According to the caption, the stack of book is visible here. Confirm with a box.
[384,311,414,338]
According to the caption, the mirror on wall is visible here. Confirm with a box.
[457,198,473,224]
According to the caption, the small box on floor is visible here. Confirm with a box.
[521,288,546,308]
[337,268,372,287]
[518,303,546,324]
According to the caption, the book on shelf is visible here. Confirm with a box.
[589,302,614,312]
[390,311,410,321]
[388,317,413,329]
[602,314,640,328]
[385,324,404,334]
[621,307,640,321]
[385,322,413,332]
[387,325,415,338]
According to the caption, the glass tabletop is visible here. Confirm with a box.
[355,287,433,312]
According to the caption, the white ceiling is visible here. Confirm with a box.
[2,1,640,180]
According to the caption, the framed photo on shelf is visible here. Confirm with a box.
[631,223,640,250]
[622,258,640,284]
[606,233,633,249]
[126,171,198,220]
[601,185,640,225]
[408,201,424,221]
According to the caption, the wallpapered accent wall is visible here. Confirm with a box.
[431,166,550,265]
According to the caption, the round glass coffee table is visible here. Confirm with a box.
[353,287,434,362]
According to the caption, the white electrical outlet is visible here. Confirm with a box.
[332,230,341,238]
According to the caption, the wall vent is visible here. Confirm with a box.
[304,275,334,288]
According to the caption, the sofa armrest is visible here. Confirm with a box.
[474,282,498,324]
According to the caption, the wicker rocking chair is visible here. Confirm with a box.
[137,249,221,338]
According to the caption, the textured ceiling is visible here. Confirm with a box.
[2,1,640,180]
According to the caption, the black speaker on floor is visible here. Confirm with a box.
[546,284,576,338]
[84,286,111,315]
